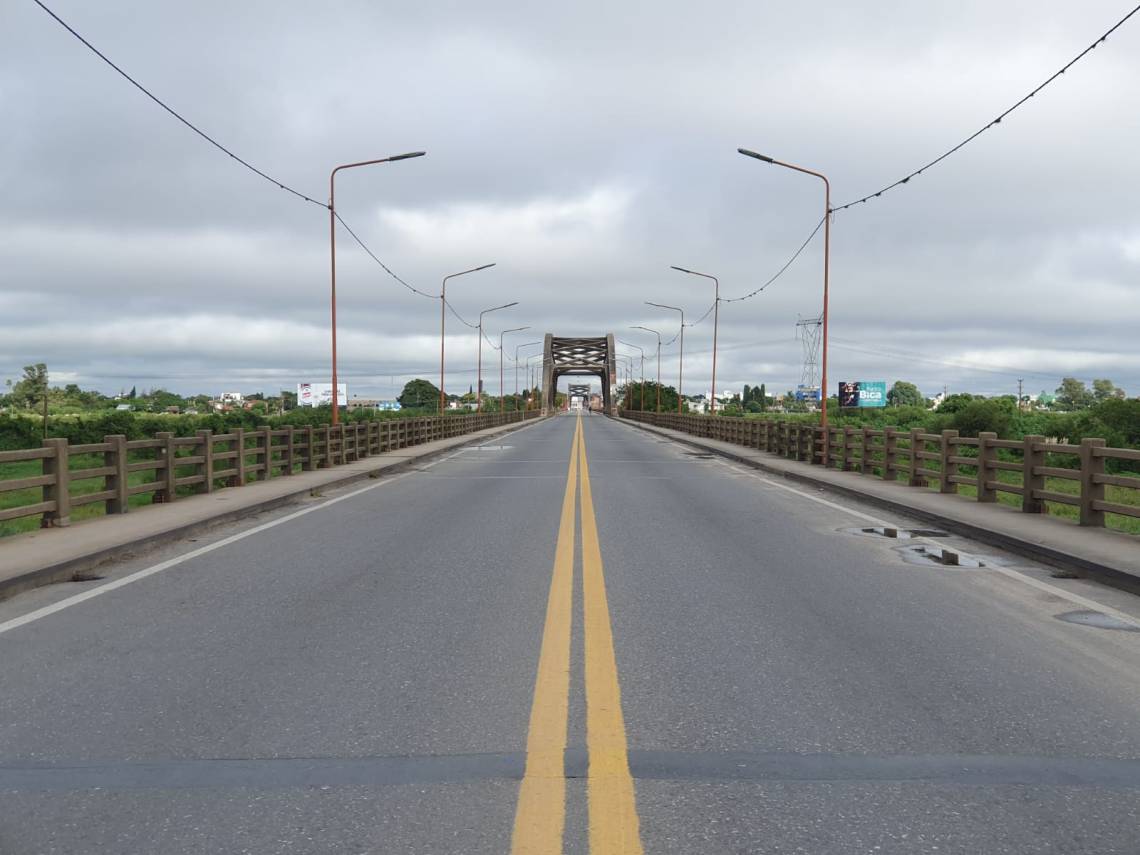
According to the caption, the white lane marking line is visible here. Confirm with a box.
[1,422,549,634]
[692,441,1140,630]
[0,469,416,637]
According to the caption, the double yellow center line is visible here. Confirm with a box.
[512,415,643,854]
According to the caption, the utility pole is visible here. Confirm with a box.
[1017,378,1024,412]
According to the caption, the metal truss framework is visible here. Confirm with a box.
[542,334,617,415]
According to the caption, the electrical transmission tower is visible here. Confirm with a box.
[795,314,823,389]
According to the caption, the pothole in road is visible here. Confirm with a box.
[1054,610,1140,632]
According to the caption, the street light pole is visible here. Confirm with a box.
[670,266,718,414]
[617,340,645,411]
[738,147,831,429]
[329,151,425,425]
[526,353,544,411]
[477,302,518,412]
[631,326,662,413]
[647,301,684,413]
[498,326,530,415]
[514,341,542,411]
[439,263,495,413]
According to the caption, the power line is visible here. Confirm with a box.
[333,212,435,299]
[830,338,1060,380]
[722,215,827,302]
[832,3,1140,213]
[444,298,479,328]
[31,0,325,208]
[32,0,431,302]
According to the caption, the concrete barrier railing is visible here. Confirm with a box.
[0,411,542,531]
[621,411,1140,531]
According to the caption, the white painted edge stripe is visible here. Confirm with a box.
[633,423,1140,631]
[0,439,499,636]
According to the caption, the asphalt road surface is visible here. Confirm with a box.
[2,413,1140,854]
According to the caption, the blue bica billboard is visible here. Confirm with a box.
[838,381,887,408]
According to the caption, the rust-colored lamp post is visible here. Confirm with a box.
[738,147,831,430]
[647,301,685,413]
[630,326,662,413]
[514,340,542,411]
[670,266,718,414]
[477,303,517,412]
[439,263,495,413]
[617,340,645,411]
[329,151,424,425]
[498,326,530,415]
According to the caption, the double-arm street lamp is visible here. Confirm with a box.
[617,340,645,411]
[498,326,530,414]
[646,301,685,413]
[514,340,542,410]
[328,150,425,424]
[670,266,719,414]
[477,303,518,412]
[738,147,832,429]
[439,263,495,413]
[630,325,663,413]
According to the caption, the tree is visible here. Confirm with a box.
[1092,378,1122,402]
[758,383,767,410]
[398,378,442,411]
[887,380,924,408]
[937,393,975,414]
[1055,377,1094,411]
[10,364,48,410]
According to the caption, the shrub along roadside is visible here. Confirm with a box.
[0,406,458,452]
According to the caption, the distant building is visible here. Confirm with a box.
[220,392,243,405]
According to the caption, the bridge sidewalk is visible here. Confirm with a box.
[0,418,543,602]
[620,418,1140,593]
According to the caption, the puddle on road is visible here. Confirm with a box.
[898,544,986,569]
[1054,610,1140,632]
[841,526,950,540]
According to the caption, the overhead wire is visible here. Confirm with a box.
[721,215,827,303]
[831,3,1140,212]
[332,213,435,299]
[31,0,325,208]
[32,0,426,301]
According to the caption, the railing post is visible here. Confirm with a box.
[41,437,71,527]
[1022,435,1045,513]
[1079,437,1106,527]
[254,428,269,483]
[883,427,898,481]
[860,428,872,475]
[976,431,998,502]
[302,426,315,471]
[321,425,331,467]
[105,434,129,514]
[908,429,925,487]
[232,427,246,486]
[196,429,214,493]
[840,427,853,471]
[156,431,177,503]
[938,430,958,494]
[285,426,296,474]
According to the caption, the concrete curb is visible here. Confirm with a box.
[0,417,547,603]
[617,417,1140,596]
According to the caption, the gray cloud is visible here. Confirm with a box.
[2,0,1139,402]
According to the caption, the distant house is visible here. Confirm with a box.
[115,403,132,412]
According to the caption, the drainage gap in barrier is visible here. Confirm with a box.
[898,544,985,569]
[71,572,106,583]
[1054,610,1139,632]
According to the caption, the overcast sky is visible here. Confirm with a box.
[3,0,1138,400]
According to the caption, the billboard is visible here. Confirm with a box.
[839,380,887,408]
[795,385,821,402]
[297,383,348,408]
